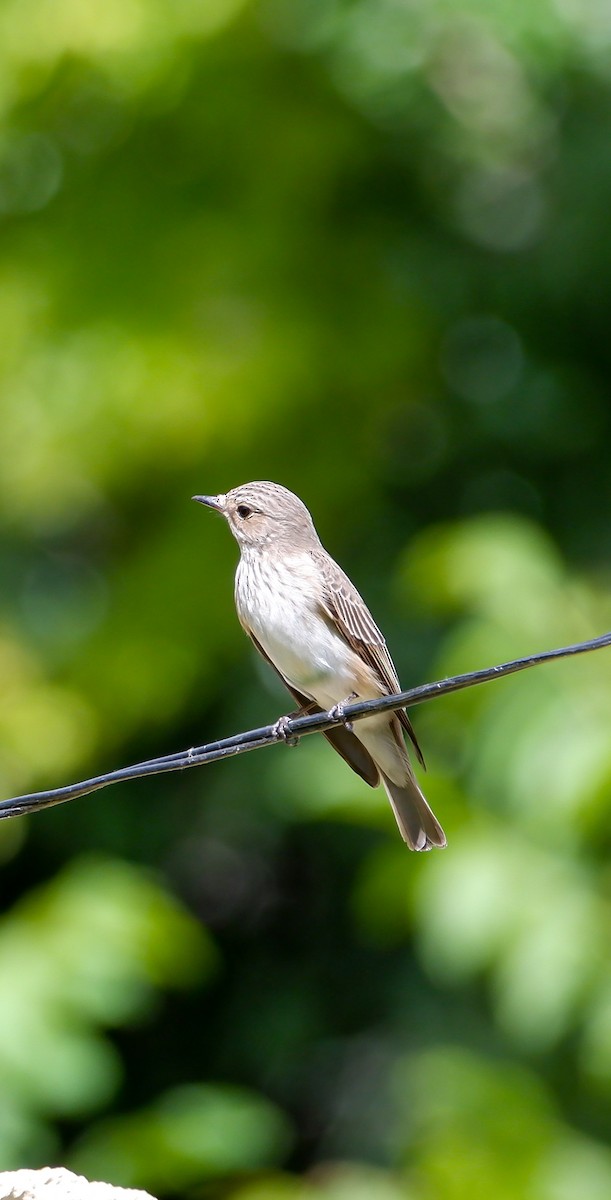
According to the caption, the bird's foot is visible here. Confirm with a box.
[272,714,300,748]
[328,693,358,733]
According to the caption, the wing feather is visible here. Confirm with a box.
[315,551,426,769]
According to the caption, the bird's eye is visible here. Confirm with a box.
[237,504,252,519]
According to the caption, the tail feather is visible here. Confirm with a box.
[380,771,446,851]
[356,715,446,851]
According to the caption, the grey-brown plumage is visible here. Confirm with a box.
[193,482,446,850]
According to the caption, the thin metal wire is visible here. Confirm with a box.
[1,630,609,820]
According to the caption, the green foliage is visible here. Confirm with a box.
[0,0,611,1196]
[402,1048,611,1200]
[70,1084,291,1190]
[0,858,212,1166]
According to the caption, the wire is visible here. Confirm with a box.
[1,631,609,820]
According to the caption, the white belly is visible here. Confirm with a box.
[235,552,369,708]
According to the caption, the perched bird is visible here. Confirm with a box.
[193,482,445,850]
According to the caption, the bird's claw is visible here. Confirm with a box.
[272,715,299,748]
[328,694,358,733]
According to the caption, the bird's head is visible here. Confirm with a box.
[193,481,318,550]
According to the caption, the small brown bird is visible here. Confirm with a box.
[193,482,445,850]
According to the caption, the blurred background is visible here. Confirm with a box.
[1,0,611,1197]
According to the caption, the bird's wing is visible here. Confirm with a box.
[244,629,380,788]
[316,552,426,769]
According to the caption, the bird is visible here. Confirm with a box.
[193,482,446,850]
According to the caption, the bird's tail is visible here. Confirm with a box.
[380,771,447,851]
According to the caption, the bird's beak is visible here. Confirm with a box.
[192,493,226,512]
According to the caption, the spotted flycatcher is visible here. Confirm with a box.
[193,482,446,850]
